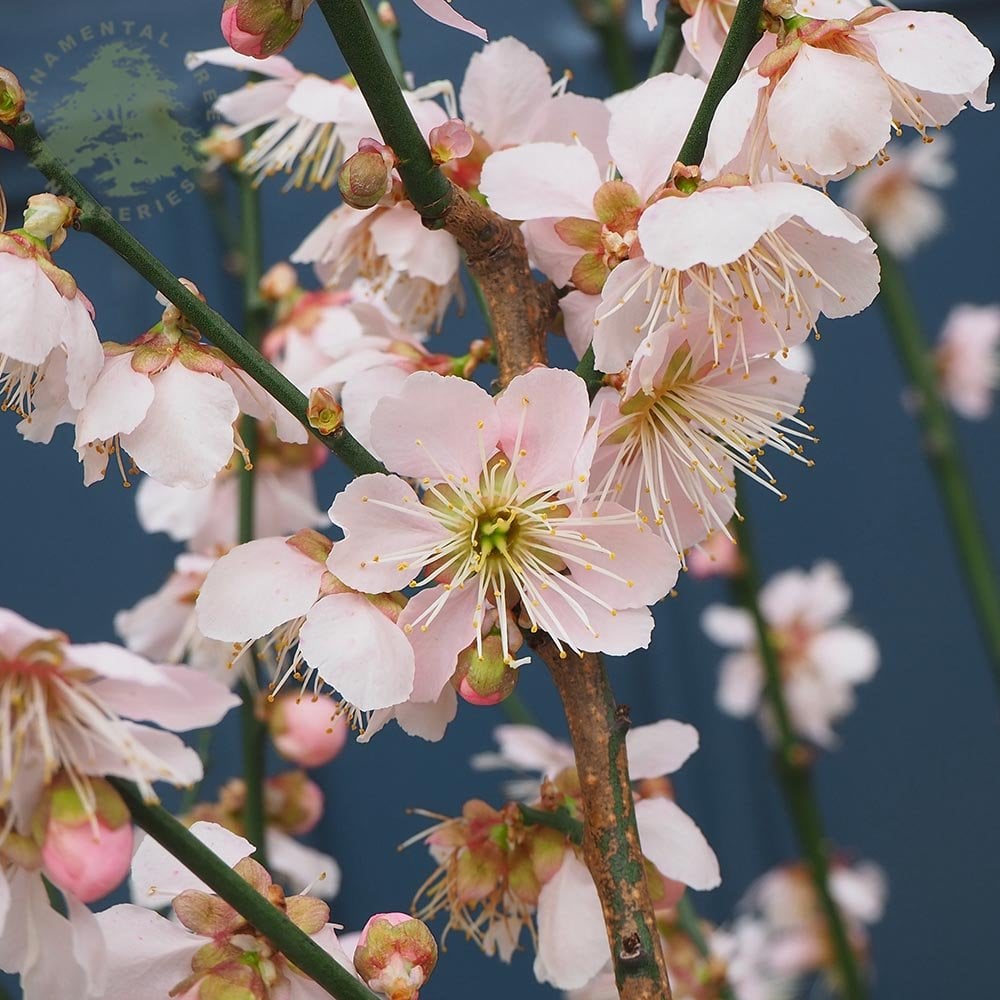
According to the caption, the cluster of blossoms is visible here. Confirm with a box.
[0,0,993,996]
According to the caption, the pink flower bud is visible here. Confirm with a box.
[354,913,438,1000]
[0,67,24,125]
[265,770,325,834]
[221,0,312,59]
[428,120,474,166]
[455,634,520,706]
[338,141,395,210]
[269,693,349,768]
[39,778,133,903]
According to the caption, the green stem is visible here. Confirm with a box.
[518,804,584,846]
[109,780,377,1000]
[314,0,451,220]
[0,115,385,478]
[362,0,406,88]
[732,515,868,1000]
[677,0,764,166]
[876,242,1000,692]
[572,0,637,92]
[648,0,689,77]
[236,165,270,864]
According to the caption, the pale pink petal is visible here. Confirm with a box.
[701,604,755,648]
[529,584,655,656]
[534,853,610,990]
[497,368,591,489]
[92,905,198,1000]
[610,74,706,201]
[768,48,890,176]
[863,11,994,97]
[196,536,325,643]
[808,626,879,685]
[135,476,217,542]
[285,75,355,122]
[398,585,480,702]
[327,474,451,593]
[702,72,768,180]
[829,862,887,924]
[61,295,104,410]
[480,144,602,221]
[360,683,458,743]
[91,663,240,730]
[484,724,576,775]
[460,37,552,147]
[530,94,612,169]
[639,187,773,270]
[341,363,411,453]
[184,47,299,78]
[266,830,342,900]
[0,255,64,365]
[799,561,852,627]
[121,364,239,489]
[370,371,499,482]
[75,354,155,446]
[215,77,297,125]
[626,719,699,780]
[642,0,661,29]
[716,652,764,717]
[369,206,461,286]
[634,796,721,890]
[299,593,415,710]
[523,219,586,288]
[131,821,254,905]
[412,0,487,40]
[561,290,600,360]
[758,568,811,627]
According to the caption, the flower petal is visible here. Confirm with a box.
[627,719,699,780]
[196,536,325,643]
[299,593,415,710]
[412,0,487,40]
[370,371,500,482]
[634,796,721,890]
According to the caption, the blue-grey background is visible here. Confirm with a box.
[1,1,997,996]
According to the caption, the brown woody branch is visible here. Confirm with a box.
[531,636,673,1000]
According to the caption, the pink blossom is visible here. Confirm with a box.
[186,49,450,190]
[843,136,955,258]
[588,313,811,558]
[327,368,679,671]
[134,433,327,550]
[702,561,879,746]
[97,822,356,1000]
[114,552,234,687]
[481,73,879,369]
[743,859,886,979]
[0,607,239,832]
[727,7,993,183]
[0,225,103,442]
[269,693,350,767]
[196,530,418,714]
[934,303,1000,420]
[687,529,742,580]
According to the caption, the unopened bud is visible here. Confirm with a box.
[37,776,133,903]
[307,387,343,435]
[354,913,438,1000]
[260,261,299,301]
[338,140,395,210]
[0,68,24,125]
[22,194,78,250]
[269,693,349,768]
[455,634,520,706]
[265,770,325,834]
[428,119,474,165]
[376,2,398,29]
[221,0,314,58]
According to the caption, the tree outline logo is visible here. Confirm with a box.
[44,39,201,199]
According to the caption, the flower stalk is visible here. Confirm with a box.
[532,636,674,1000]
[731,514,868,1000]
[109,779,378,1000]
[648,0,688,77]
[571,0,637,92]
[876,242,1000,693]
[236,160,270,865]
[0,114,386,478]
